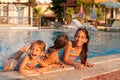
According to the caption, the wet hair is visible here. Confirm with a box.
[74,28,89,64]
[48,34,69,53]
[31,40,46,52]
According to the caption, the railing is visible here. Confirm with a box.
[0,16,57,27]
[0,16,31,26]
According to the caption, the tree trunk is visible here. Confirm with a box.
[35,17,40,27]
[66,16,71,25]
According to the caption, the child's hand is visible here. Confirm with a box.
[74,63,85,70]
[60,64,65,68]
[85,63,95,67]
[4,65,10,71]
[20,44,31,53]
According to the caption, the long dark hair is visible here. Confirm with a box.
[48,34,69,54]
[74,28,89,64]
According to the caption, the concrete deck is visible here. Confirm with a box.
[0,54,120,80]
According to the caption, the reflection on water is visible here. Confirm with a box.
[0,29,120,70]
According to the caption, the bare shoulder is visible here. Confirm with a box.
[23,55,30,61]
[64,40,72,53]
[67,40,73,48]
[24,54,29,58]
[49,51,58,58]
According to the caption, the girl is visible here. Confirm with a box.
[61,28,94,70]
[4,40,48,74]
[41,34,69,68]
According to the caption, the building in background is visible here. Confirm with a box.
[0,0,33,26]
[36,2,56,27]
[63,0,120,23]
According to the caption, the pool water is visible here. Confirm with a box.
[0,29,120,70]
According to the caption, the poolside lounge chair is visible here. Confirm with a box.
[61,19,99,31]
[109,20,120,31]
[61,19,83,29]
[70,19,83,27]
[83,23,99,31]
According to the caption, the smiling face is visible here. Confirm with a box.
[74,30,88,47]
[30,43,43,60]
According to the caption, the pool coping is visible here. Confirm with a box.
[0,54,120,80]
[0,26,54,29]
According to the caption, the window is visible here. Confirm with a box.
[18,7,24,24]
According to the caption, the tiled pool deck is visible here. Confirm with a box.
[0,54,120,80]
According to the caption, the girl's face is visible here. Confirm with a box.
[74,31,88,47]
[30,44,43,60]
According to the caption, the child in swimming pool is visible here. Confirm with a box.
[61,28,94,70]
[4,40,48,74]
[41,34,69,68]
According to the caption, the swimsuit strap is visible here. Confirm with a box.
[25,58,40,69]
[68,47,79,61]
[70,47,75,54]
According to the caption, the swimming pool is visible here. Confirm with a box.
[0,29,120,70]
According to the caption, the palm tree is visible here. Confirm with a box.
[33,7,49,27]
[51,0,66,23]
[65,8,74,24]
[28,0,42,27]
[33,7,42,27]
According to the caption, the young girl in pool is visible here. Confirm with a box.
[4,40,48,74]
[40,34,69,68]
[4,34,69,72]
[61,28,94,70]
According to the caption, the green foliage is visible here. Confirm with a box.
[96,9,103,20]
[77,0,85,5]
[65,8,75,17]
[28,0,35,2]
[77,0,95,6]
[33,7,42,17]
[77,0,98,21]
[51,0,66,22]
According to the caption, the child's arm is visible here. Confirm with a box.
[19,55,37,74]
[20,44,31,53]
[43,53,56,65]
[32,67,48,73]
[38,59,49,67]
[55,56,65,68]
[63,41,75,65]
[57,61,65,68]
[63,41,84,70]
[7,50,24,60]
[85,60,95,67]
[8,44,31,60]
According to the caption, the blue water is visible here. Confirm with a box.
[0,29,120,70]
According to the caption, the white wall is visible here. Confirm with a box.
[0,0,33,26]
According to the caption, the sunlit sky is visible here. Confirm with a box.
[36,0,52,4]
